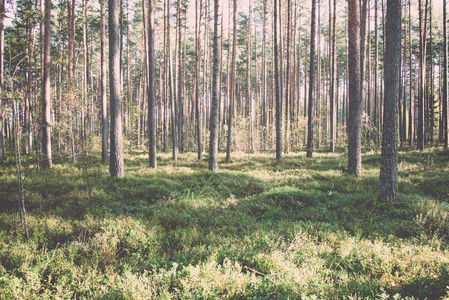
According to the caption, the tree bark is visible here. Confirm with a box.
[274,0,283,161]
[167,0,179,160]
[330,0,337,152]
[101,0,108,164]
[42,0,52,169]
[379,0,401,202]
[0,0,4,164]
[348,0,362,176]
[307,0,316,158]
[148,0,157,168]
[196,0,203,160]
[209,0,220,172]
[226,0,237,162]
[444,0,448,148]
[109,0,125,177]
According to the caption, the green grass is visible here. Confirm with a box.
[0,149,449,299]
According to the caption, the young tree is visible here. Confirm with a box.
[109,0,125,177]
[347,0,362,176]
[101,0,108,164]
[379,0,401,201]
[209,0,220,172]
[148,0,157,168]
[42,0,52,169]
[307,0,316,158]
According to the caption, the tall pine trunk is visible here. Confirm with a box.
[348,0,362,176]
[109,0,125,177]
[101,0,108,164]
[148,0,157,168]
[379,0,401,202]
[274,0,283,160]
[209,0,220,172]
[42,0,52,169]
[307,0,316,158]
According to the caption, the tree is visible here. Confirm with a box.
[101,0,108,164]
[167,0,178,161]
[226,0,237,162]
[0,0,4,164]
[330,0,337,152]
[42,0,52,169]
[307,0,316,158]
[209,0,220,172]
[274,0,282,161]
[109,0,125,177]
[148,0,157,168]
[379,0,401,201]
[444,0,448,148]
[195,0,203,160]
[347,0,362,176]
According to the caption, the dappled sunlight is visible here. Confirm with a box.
[1,150,449,298]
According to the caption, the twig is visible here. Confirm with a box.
[244,266,266,277]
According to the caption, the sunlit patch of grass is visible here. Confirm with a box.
[1,149,449,298]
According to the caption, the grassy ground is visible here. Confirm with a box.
[0,148,448,299]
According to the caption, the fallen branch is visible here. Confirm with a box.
[244,266,266,277]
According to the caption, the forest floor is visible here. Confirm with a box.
[0,147,449,299]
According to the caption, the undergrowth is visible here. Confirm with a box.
[0,149,448,299]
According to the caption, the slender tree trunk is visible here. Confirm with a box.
[330,0,337,152]
[417,0,428,151]
[262,0,267,149]
[307,0,317,158]
[101,0,108,164]
[348,0,362,176]
[167,0,178,160]
[379,0,401,202]
[109,0,125,177]
[209,0,220,172]
[0,0,4,164]
[148,0,157,168]
[196,0,203,160]
[274,0,283,160]
[444,0,448,148]
[408,0,413,145]
[177,0,183,153]
[226,0,237,161]
[42,0,52,169]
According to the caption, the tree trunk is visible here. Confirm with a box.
[379,0,401,202]
[196,0,203,160]
[148,0,157,168]
[101,0,108,164]
[209,0,220,172]
[348,0,362,176]
[167,0,178,160]
[109,0,125,177]
[417,0,428,151]
[444,0,448,148]
[274,0,283,161]
[330,0,337,152]
[0,0,4,164]
[226,0,237,161]
[307,0,316,158]
[42,0,52,169]
[408,0,413,146]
